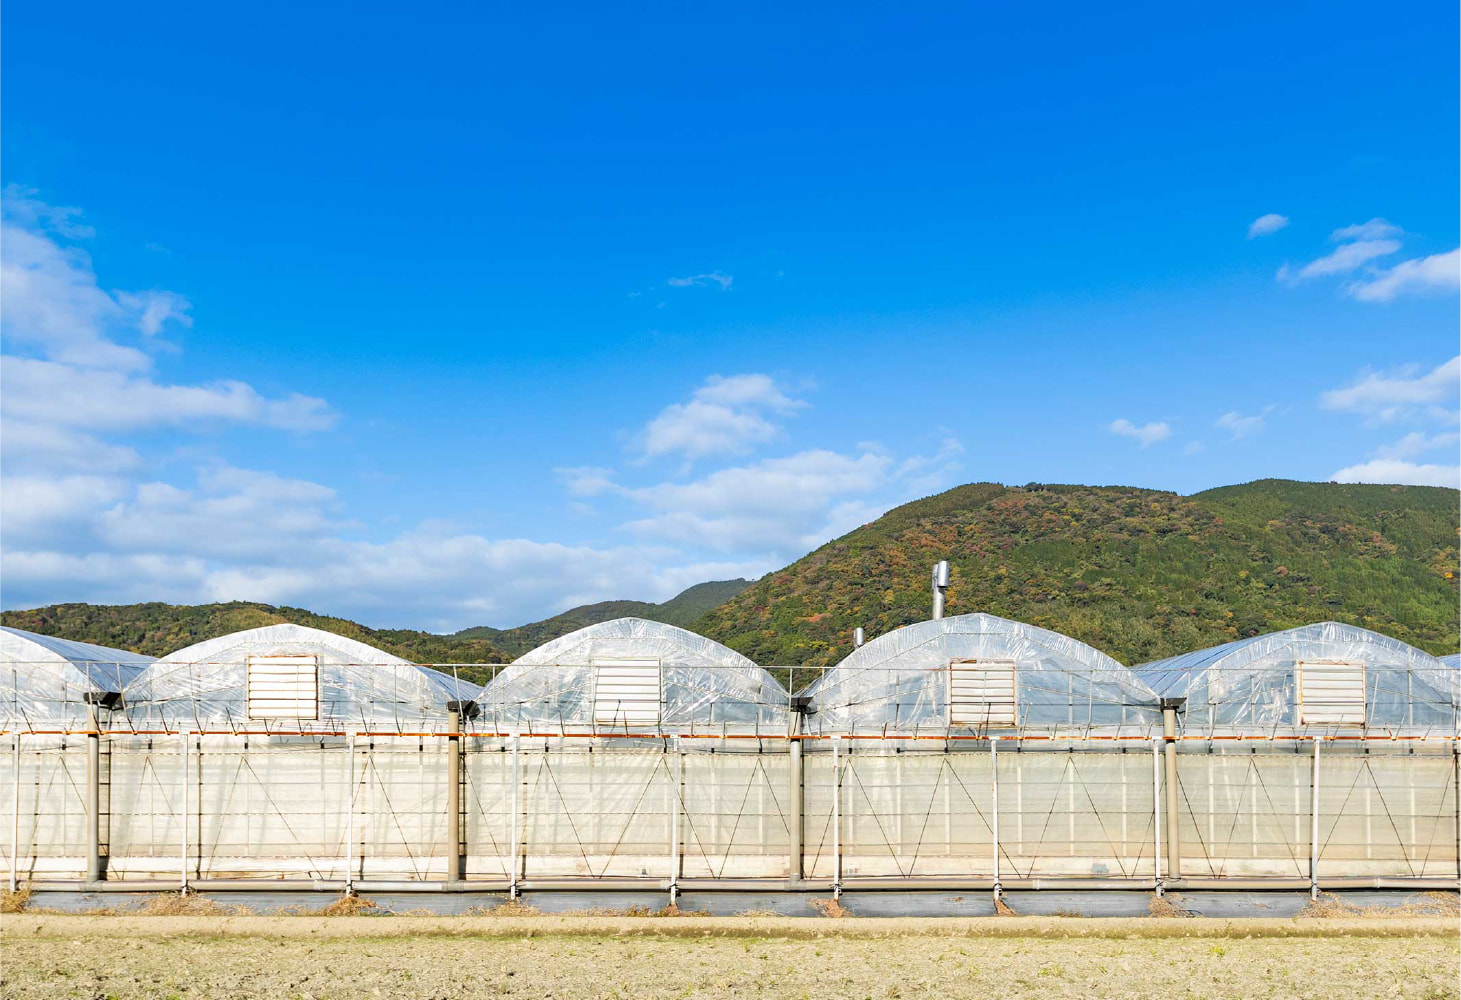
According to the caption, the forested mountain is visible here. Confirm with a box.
[696,479,1459,669]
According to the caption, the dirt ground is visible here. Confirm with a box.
[3,915,1458,1000]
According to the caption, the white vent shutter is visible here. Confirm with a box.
[950,659,1017,726]
[592,659,661,726]
[247,654,319,720]
[1298,660,1365,725]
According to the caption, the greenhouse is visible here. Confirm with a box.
[1,614,1456,899]
[1132,624,1459,883]
[469,619,796,885]
[1,628,155,883]
[797,614,1166,884]
[104,624,480,884]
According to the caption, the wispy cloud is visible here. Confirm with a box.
[1214,410,1265,439]
[1108,418,1171,447]
[667,271,733,290]
[1277,216,1458,303]
[1247,213,1289,238]
[1319,356,1460,422]
[1347,248,1460,302]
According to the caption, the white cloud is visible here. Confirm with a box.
[1247,214,1289,238]
[1319,356,1460,422]
[1329,459,1460,488]
[1373,430,1461,460]
[555,466,618,497]
[667,271,733,290]
[1289,238,1401,280]
[1,357,335,433]
[1214,410,1265,439]
[1347,248,1460,302]
[1331,218,1403,242]
[115,290,193,336]
[1108,418,1171,447]
[641,373,805,460]
[1183,441,1205,456]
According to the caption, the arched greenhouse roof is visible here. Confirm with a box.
[806,613,1159,734]
[1132,622,1455,733]
[484,617,790,732]
[122,623,477,732]
[0,627,155,730]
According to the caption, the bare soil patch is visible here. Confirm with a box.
[1,915,1456,999]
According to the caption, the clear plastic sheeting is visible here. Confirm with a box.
[120,624,479,733]
[0,627,155,731]
[805,614,1160,735]
[1133,622,1458,735]
[484,618,791,732]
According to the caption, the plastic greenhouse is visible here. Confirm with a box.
[468,619,796,883]
[99,624,479,883]
[1132,624,1458,882]
[0,627,155,731]
[805,613,1161,735]
[0,628,155,883]
[1133,622,1456,735]
[1,613,1456,903]
[792,614,1166,884]
[483,617,790,732]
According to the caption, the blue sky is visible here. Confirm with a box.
[1,2,1457,630]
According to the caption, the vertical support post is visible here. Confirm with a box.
[1453,741,1460,890]
[831,735,842,898]
[10,733,19,892]
[1152,738,1163,895]
[180,730,190,894]
[446,712,462,883]
[669,736,681,904]
[788,715,804,881]
[1309,737,1322,901]
[86,704,101,883]
[1161,699,1182,881]
[345,732,355,896]
[508,732,520,899]
[990,737,1001,902]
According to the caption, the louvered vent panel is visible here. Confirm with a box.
[1298,660,1365,725]
[592,659,661,725]
[949,659,1017,726]
[247,654,319,720]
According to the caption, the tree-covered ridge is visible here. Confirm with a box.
[695,479,1460,670]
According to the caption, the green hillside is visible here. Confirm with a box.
[0,601,512,684]
[695,479,1460,672]
[454,579,750,652]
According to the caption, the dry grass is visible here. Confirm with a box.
[2,914,1455,999]
[1300,891,1461,919]
[810,896,852,917]
[133,892,244,917]
[0,885,31,914]
[312,894,379,916]
[1147,894,1192,918]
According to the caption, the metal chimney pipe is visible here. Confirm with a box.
[931,561,950,620]
[853,627,865,648]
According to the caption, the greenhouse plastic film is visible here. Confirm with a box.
[0,627,154,730]
[486,618,791,732]
[806,614,1160,734]
[1133,622,1458,733]
[120,624,474,733]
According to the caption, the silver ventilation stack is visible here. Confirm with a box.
[931,560,950,619]
[853,627,865,648]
